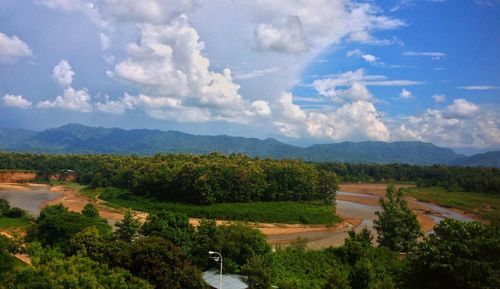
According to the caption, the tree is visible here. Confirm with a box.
[241,255,273,289]
[318,170,338,205]
[141,210,193,249]
[82,203,99,218]
[404,220,500,289]
[114,210,141,242]
[0,198,10,216]
[1,254,152,289]
[127,236,207,289]
[215,223,271,273]
[343,228,374,265]
[349,258,374,289]
[26,204,111,252]
[69,226,104,259]
[323,267,351,289]
[374,185,421,252]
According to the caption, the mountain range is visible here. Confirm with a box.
[0,123,498,167]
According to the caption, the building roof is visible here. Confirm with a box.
[203,270,248,289]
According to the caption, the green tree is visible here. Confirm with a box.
[404,220,500,289]
[1,254,152,289]
[323,267,351,289]
[0,198,10,216]
[215,223,271,273]
[26,204,111,252]
[241,255,273,289]
[318,170,338,205]
[374,185,421,252]
[82,203,99,218]
[114,210,141,242]
[69,226,104,259]
[349,258,374,289]
[127,236,207,289]
[141,210,193,249]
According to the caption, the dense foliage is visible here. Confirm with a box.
[1,200,499,289]
[405,219,500,289]
[374,185,422,252]
[0,152,337,204]
[319,162,500,194]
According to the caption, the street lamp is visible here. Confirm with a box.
[209,251,223,289]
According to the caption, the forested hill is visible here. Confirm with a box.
[451,151,500,167]
[0,123,496,166]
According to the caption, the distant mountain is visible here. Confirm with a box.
[304,141,461,165]
[451,151,500,168]
[0,123,497,167]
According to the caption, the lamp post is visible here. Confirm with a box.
[208,251,223,289]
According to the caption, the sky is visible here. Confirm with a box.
[0,0,499,153]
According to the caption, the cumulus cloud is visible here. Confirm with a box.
[252,0,404,53]
[432,94,446,103]
[399,88,413,99]
[2,94,32,109]
[255,16,308,53]
[52,60,74,87]
[444,98,479,119]
[392,100,499,148]
[37,87,93,112]
[105,15,267,123]
[0,32,33,63]
[272,92,389,141]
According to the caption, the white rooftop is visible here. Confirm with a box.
[203,270,248,289]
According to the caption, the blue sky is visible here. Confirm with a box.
[0,0,499,152]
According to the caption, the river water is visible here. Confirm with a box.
[0,184,62,216]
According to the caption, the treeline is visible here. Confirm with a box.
[319,162,500,194]
[0,152,337,204]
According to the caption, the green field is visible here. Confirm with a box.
[0,216,32,232]
[403,186,500,227]
[99,188,340,225]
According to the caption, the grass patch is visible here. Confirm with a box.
[0,216,32,231]
[100,188,340,225]
[403,186,500,227]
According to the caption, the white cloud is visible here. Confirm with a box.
[252,0,404,53]
[392,100,499,148]
[403,51,446,59]
[361,54,378,64]
[272,92,389,141]
[52,60,74,87]
[313,69,422,103]
[2,94,32,109]
[444,98,479,119]
[432,94,446,103]
[0,32,32,63]
[107,15,266,123]
[251,100,272,117]
[458,85,499,90]
[99,33,110,50]
[37,87,93,112]
[399,88,413,99]
[255,16,308,53]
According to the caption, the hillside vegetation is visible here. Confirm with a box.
[4,123,494,165]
